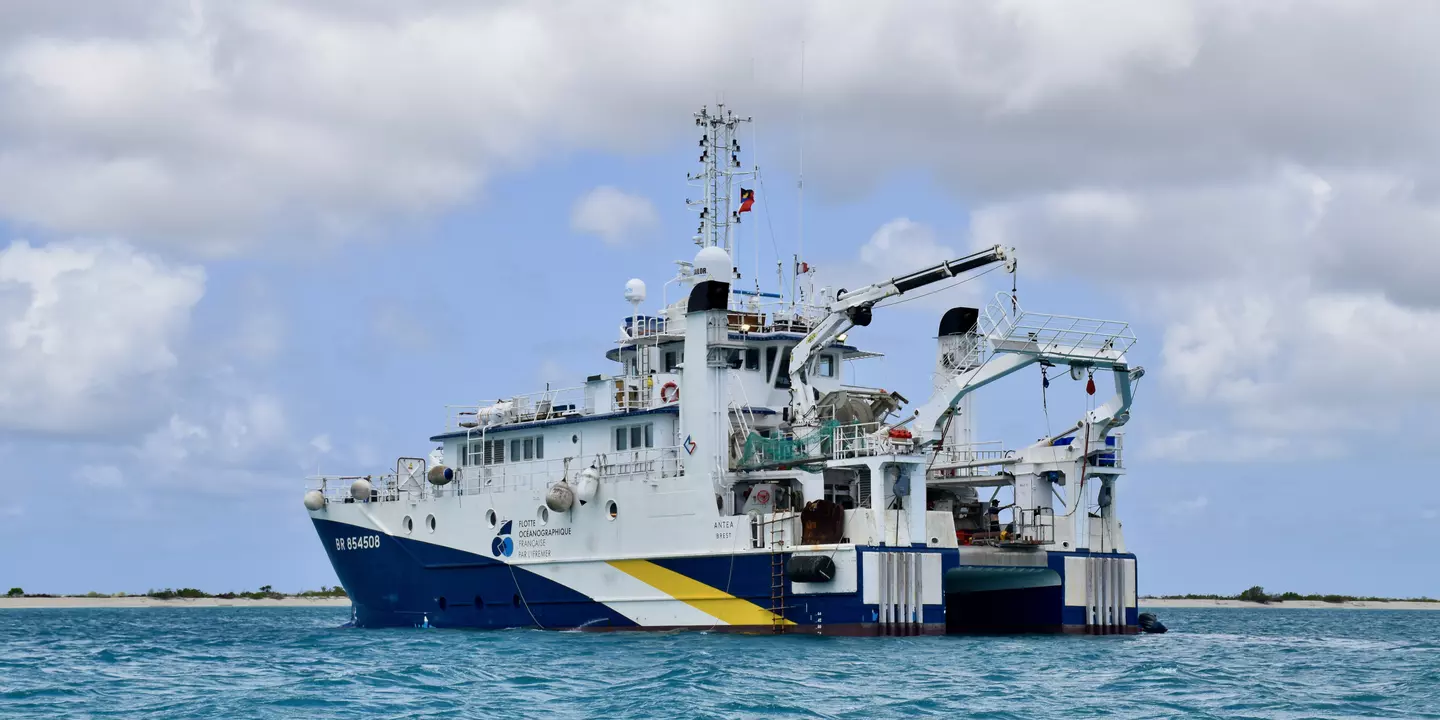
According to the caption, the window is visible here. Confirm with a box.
[615,423,655,450]
[765,346,777,380]
[507,436,545,462]
[471,439,504,465]
[663,348,682,372]
[818,354,836,378]
[775,347,793,388]
[744,347,760,371]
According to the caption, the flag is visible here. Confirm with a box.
[738,188,755,213]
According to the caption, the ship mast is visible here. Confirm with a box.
[688,105,754,260]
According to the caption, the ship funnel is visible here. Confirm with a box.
[934,306,982,452]
[681,269,732,496]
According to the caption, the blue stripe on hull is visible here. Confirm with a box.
[315,518,1139,633]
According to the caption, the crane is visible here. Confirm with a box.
[785,245,1014,425]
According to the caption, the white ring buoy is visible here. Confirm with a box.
[660,382,680,404]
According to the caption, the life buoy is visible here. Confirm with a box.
[660,381,680,404]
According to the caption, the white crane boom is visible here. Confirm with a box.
[786,245,1013,423]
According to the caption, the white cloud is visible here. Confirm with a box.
[859,218,956,277]
[973,167,1440,456]
[823,218,989,311]
[0,239,204,433]
[570,186,659,246]
[310,434,332,455]
[2,2,1438,254]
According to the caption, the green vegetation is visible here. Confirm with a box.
[3,585,347,601]
[297,586,348,598]
[1144,586,1439,604]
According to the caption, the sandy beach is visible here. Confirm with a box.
[1142,598,1440,611]
[0,597,351,610]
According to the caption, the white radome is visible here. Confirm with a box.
[624,278,647,304]
[303,490,325,511]
[693,246,732,282]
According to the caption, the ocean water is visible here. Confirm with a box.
[1,607,1437,719]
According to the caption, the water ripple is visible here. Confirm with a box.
[0,607,1437,718]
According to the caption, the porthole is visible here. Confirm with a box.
[512,593,521,608]
[473,595,484,610]
[486,509,497,528]
[572,434,579,444]
[1062,542,1070,548]
[403,516,414,535]
[606,500,619,521]
[930,537,939,545]
[437,596,448,611]
[426,514,437,533]
[537,506,549,525]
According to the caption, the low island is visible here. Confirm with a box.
[0,586,351,609]
[1142,586,1440,611]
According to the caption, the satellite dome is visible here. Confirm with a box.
[693,246,732,282]
[624,278,647,303]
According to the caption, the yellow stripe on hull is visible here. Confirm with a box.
[607,559,794,627]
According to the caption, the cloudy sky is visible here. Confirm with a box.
[2,0,1437,597]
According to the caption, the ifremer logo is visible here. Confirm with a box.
[491,519,514,557]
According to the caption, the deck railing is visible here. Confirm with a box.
[307,447,686,506]
[446,384,591,432]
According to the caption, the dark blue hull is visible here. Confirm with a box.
[313,518,1137,634]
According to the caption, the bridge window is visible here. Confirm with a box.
[775,347,793,388]
[765,346,777,380]
[744,348,760,371]
[663,349,682,372]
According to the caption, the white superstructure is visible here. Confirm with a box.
[303,106,1144,635]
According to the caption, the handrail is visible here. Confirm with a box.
[306,446,687,505]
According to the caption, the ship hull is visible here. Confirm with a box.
[313,517,1137,635]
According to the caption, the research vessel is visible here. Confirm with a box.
[305,106,1143,634]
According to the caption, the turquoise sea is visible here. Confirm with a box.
[1,606,1436,718]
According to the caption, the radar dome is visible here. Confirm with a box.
[624,278,647,303]
[693,246,732,282]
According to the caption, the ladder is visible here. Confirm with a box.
[768,515,787,634]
